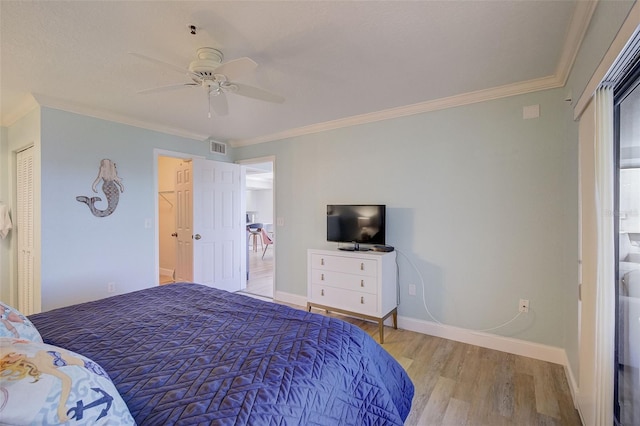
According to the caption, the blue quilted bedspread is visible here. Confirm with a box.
[30,283,414,425]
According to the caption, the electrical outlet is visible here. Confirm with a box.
[107,282,116,293]
[519,298,529,313]
[408,284,417,296]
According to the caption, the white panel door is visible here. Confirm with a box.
[192,159,243,292]
[175,160,193,282]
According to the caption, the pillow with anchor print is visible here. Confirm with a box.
[0,301,43,343]
[0,337,135,425]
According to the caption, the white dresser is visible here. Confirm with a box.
[307,249,398,343]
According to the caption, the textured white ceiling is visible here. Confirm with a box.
[1,1,584,146]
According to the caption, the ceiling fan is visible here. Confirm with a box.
[131,47,284,117]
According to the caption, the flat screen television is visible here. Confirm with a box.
[327,204,385,250]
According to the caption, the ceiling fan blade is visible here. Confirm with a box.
[209,92,229,116]
[232,82,285,103]
[129,52,188,75]
[137,83,197,95]
[214,57,257,80]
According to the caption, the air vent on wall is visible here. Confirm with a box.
[210,139,227,155]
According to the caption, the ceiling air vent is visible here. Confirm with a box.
[210,140,227,155]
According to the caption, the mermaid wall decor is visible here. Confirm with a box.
[76,159,124,217]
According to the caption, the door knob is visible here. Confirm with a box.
[194,234,201,240]
[171,232,178,237]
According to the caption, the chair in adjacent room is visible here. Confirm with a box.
[247,223,264,252]
[261,228,273,259]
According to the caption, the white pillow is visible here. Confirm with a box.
[0,337,135,425]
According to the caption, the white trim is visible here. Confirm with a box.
[398,315,567,366]
[32,94,209,141]
[555,0,599,86]
[561,350,585,426]
[227,2,595,148]
[1,95,39,127]
[230,75,564,147]
[273,291,567,365]
[574,1,640,120]
[2,1,596,147]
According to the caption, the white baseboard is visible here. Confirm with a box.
[561,351,580,407]
[275,291,563,364]
[275,292,564,364]
[398,315,567,365]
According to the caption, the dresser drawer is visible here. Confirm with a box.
[310,269,377,295]
[310,254,377,276]
[310,285,378,316]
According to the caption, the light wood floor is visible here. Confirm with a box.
[158,243,275,296]
[242,243,274,298]
[308,310,582,426]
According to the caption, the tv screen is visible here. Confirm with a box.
[327,204,386,246]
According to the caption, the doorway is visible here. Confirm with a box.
[156,151,246,291]
[239,157,275,299]
[158,155,184,284]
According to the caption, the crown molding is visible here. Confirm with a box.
[230,74,564,147]
[229,2,596,148]
[555,0,599,86]
[3,2,596,148]
[1,94,39,127]
[575,0,640,120]
[30,94,209,142]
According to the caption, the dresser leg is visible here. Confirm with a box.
[392,309,398,329]
[379,320,384,344]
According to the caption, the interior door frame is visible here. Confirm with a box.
[236,155,276,295]
[153,149,205,286]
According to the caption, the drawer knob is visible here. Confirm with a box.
[321,289,325,296]
[321,258,325,266]
[321,273,324,281]
[360,280,364,287]
[360,262,364,271]
[360,296,364,304]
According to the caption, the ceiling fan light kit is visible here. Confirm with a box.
[132,46,284,117]
[188,47,224,76]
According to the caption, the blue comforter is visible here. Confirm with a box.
[30,283,414,425]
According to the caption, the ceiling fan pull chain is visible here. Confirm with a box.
[208,89,212,118]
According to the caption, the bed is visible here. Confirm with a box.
[23,283,413,425]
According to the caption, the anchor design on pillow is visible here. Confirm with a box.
[76,159,124,217]
[67,387,114,421]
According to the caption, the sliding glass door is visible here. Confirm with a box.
[615,59,640,426]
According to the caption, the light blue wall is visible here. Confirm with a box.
[38,108,224,310]
[235,88,574,347]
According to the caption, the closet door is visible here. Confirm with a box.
[16,147,34,315]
